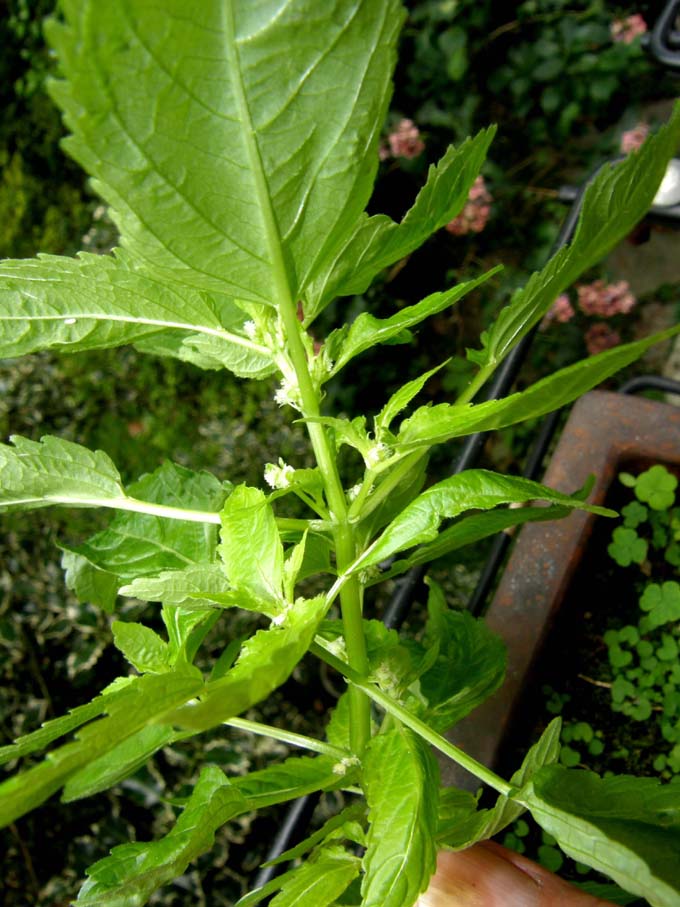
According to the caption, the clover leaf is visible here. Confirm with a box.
[634,465,678,510]
[621,500,648,529]
[638,581,680,631]
[607,526,648,567]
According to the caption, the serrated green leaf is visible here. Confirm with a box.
[470,103,680,369]
[516,767,680,906]
[234,753,350,811]
[361,728,439,907]
[111,621,170,674]
[438,719,562,849]
[120,564,238,609]
[0,668,203,827]
[76,764,247,906]
[0,696,109,767]
[63,461,228,604]
[326,269,499,377]
[355,469,613,569]
[420,579,505,732]
[305,128,495,316]
[63,724,181,802]
[219,485,285,611]
[0,434,125,514]
[170,596,326,731]
[271,847,361,907]
[399,321,680,450]
[46,1,404,307]
[265,802,366,868]
[0,253,274,377]
[368,503,570,584]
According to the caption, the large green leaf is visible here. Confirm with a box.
[77,755,350,907]
[219,485,285,612]
[517,767,680,907]
[120,563,240,608]
[368,503,570,584]
[354,469,613,569]
[398,322,680,450]
[46,1,404,306]
[469,102,680,369]
[419,579,506,733]
[0,252,274,377]
[76,764,247,906]
[438,719,562,849]
[63,461,228,607]
[305,128,495,316]
[361,728,439,907]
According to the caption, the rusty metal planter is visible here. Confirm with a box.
[444,389,680,787]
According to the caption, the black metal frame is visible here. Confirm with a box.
[253,5,680,888]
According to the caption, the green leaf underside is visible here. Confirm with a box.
[47,1,404,309]
[327,268,500,376]
[219,485,285,613]
[421,583,506,733]
[518,767,680,907]
[470,102,680,368]
[438,719,562,849]
[0,435,124,513]
[0,253,273,377]
[305,127,496,316]
[268,847,361,907]
[400,321,680,450]
[356,469,613,569]
[78,756,348,906]
[62,462,227,605]
[361,728,439,907]
[369,503,570,583]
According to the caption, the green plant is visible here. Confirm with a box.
[1,4,680,905]
[603,465,680,776]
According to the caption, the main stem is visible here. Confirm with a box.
[278,301,371,756]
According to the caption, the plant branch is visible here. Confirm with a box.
[311,641,514,798]
[224,717,346,759]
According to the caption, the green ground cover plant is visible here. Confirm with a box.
[2,3,680,905]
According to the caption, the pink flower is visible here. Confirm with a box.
[585,322,622,355]
[610,13,647,44]
[577,280,636,317]
[386,118,425,159]
[621,122,650,154]
[445,176,492,236]
[542,293,576,328]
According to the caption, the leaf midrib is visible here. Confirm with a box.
[223,1,294,311]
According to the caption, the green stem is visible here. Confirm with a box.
[277,289,370,757]
[311,641,514,798]
[455,363,495,407]
[224,717,346,759]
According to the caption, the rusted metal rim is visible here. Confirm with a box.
[443,389,680,788]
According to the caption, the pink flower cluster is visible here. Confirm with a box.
[585,323,621,355]
[542,280,637,354]
[610,13,647,44]
[621,122,650,154]
[576,280,636,317]
[445,176,492,236]
[381,118,425,160]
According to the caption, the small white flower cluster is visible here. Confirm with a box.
[264,458,296,490]
[332,755,360,776]
[365,442,390,468]
[273,376,302,410]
